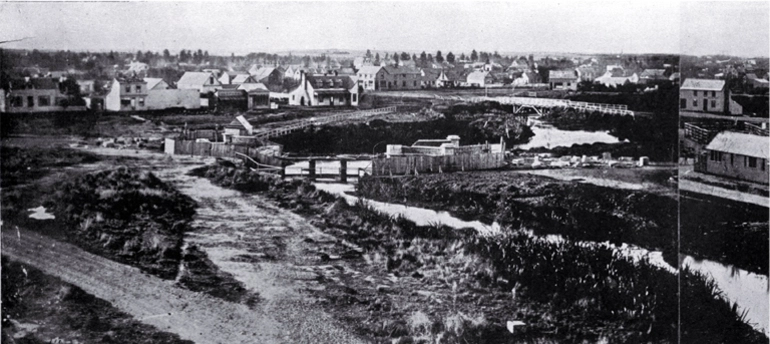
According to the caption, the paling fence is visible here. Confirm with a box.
[371,152,505,176]
[165,138,286,167]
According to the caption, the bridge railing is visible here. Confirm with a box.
[255,106,397,139]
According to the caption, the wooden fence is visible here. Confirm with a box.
[165,139,287,167]
[254,106,398,139]
[371,152,505,176]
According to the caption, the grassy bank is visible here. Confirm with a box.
[357,172,678,265]
[190,161,767,343]
[1,257,194,344]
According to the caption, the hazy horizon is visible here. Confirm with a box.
[0,1,767,58]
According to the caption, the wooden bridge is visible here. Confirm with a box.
[374,92,635,117]
[253,106,398,140]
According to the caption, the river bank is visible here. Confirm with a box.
[189,161,767,343]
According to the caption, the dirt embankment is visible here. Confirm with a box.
[1,257,194,344]
[190,162,767,343]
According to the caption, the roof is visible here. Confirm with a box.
[231,74,254,84]
[746,73,759,80]
[251,67,278,81]
[640,69,666,78]
[549,70,577,80]
[467,71,490,83]
[421,68,443,79]
[237,82,269,92]
[413,139,452,147]
[382,65,421,75]
[306,74,356,90]
[144,78,165,90]
[706,132,769,159]
[177,72,217,86]
[681,78,725,91]
[9,78,59,90]
[357,66,383,75]
[217,89,247,100]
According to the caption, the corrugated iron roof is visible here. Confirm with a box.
[681,78,725,91]
[549,70,577,80]
[178,72,218,87]
[706,132,769,159]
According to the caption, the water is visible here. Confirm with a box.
[516,120,625,150]
[682,256,769,335]
[314,182,768,335]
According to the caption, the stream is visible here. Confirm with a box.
[516,120,626,150]
[313,182,769,335]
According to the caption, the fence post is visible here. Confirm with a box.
[339,159,347,183]
[308,160,316,181]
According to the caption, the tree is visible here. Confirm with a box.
[446,52,455,63]
[393,52,400,65]
[163,49,171,59]
[427,54,433,63]
[375,53,380,65]
[460,53,466,61]
[471,50,478,62]
[436,51,444,63]
[366,49,372,58]
[136,50,143,61]
[412,54,417,62]
[420,51,427,66]
[400,52,410,61]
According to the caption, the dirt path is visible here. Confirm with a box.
[3,147,368,344]
[154,161,366,344]
[2,227,283,344]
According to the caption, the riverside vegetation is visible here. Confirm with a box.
[191,161,767,343]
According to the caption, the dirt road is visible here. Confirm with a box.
[3,148,368,344]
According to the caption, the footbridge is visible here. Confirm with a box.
[253,106,397,140]
[374,92,635,117]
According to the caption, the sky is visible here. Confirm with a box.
[0,1,766,57]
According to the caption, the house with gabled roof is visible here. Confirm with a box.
[357,66,384,91]
[288,71,358,107]
[703,131,769,184]
[680,78,727,113]
[144,78,169,90]
[549,70,579,91]
[250,66,285,85]
[3,78,81,113]
[177,72,223,93]
[465,71,496,87]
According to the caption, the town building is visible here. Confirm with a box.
[548,70,579,91]
[701,131,768,184]
[639,69,667,84]
[594,71,639,88]
[356,66,384,91]
[105,76,200,111]
[465,71,496,87]
[3,78,85,113]
[288,72,359,107]
[679,78,727,113]
[250,67,285,85]
[176,72,223,93]
[144,78,169,90]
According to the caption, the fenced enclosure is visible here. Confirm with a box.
[371,152,505,176]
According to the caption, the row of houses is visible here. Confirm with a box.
[546,67,678,91]
[679,78,769,116]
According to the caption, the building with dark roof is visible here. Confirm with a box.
[288,72,358,107]
[3,78,77,113]
[548,70,579,91]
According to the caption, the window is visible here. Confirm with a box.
[693,99,697,107]
[748,157,757,168]
[711,100,716,108]
[712,91,716,97]
[680,99,686,109]
[402,81,406,87]
[138,98,145,107]
[125,85,131,93]
[136,85,142,93]
[731,154,734,165]
[27,96,34,107]
[352,94,357,102]
[762,159,766,171]
[693,90,697,96]
[38,96,50,106]
[414,81,417,87]
[292,95,295,100]
[710,150,723,161]
[121,98,131,106]
[11,96,23,107]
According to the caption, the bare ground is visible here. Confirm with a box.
[2,147,368,344]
